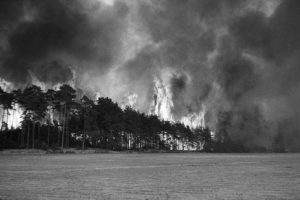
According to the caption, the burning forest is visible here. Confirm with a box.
[1,0,300,152]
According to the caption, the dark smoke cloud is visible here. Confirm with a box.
[216,0,300,151]
[215,39,258,101]
[0,0,24,23]
[0,0,127,85]
[269,0,300,63]
[229,11,271,57]
[231,0,300,63]
[32,60,73,85]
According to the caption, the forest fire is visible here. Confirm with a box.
[1,1,300,200]
[1,0,300,152]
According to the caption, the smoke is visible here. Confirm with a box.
[0,0,127,86]
[134,0,300,151]
[31,60,73,85]
[1,0,300,151]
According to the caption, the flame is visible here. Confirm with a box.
[0,105,22,130]
[150,75,174,121]
[7,103,23,129]
[150,69,206,129]
[181,105,206,129]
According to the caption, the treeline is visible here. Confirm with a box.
[0,84,213,151]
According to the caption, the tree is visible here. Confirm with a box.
[123,107,145,150]
[200,127,212,152]
[0,83,212,152]
[145,115,161,149]
[45,89,56,147]
[19,85,47,149]
[95,97,123,150]
[80,95,97,150]
[0,87,13,147]
[55,84,76,149]
[12,89,24,147]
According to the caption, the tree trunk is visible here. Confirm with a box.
[32,122,35,149]
[26,122,30,149]
[5,109,9,147]
[61,103,66,149]
[37,123,40,148]
[0,106,4,134]
[82,107,86,151]
[0,107,4,147]
[66,112,69,148]
[47,124,50,147]
[10,108,15,142]
[6,109,9,128]
[58,105,62,148]
[11,107,15,129]
[21,124,24,147]
[66,127,69,148]
[82,130,86,150]
[57,126,60,148]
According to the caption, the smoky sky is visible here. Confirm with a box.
[1,0,300,151]
[0,0,126,86]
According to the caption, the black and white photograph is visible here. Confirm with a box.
[0,0,300,199]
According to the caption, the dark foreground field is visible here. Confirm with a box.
[0,153,299,200]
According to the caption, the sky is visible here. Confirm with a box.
[0,0,300,151]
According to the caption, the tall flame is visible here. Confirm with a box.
[0,103,23,129]
[150,75,174,121]
[150,69,206,129]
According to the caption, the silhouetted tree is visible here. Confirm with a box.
[19,85,47,148]
[0,87,13,147]
[55,84,76,149]
[0,83,219,152]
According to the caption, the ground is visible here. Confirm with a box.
[0,153,299,200]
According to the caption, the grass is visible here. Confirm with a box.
[0,153,299,200]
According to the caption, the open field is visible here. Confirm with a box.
[0,153,299,200]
